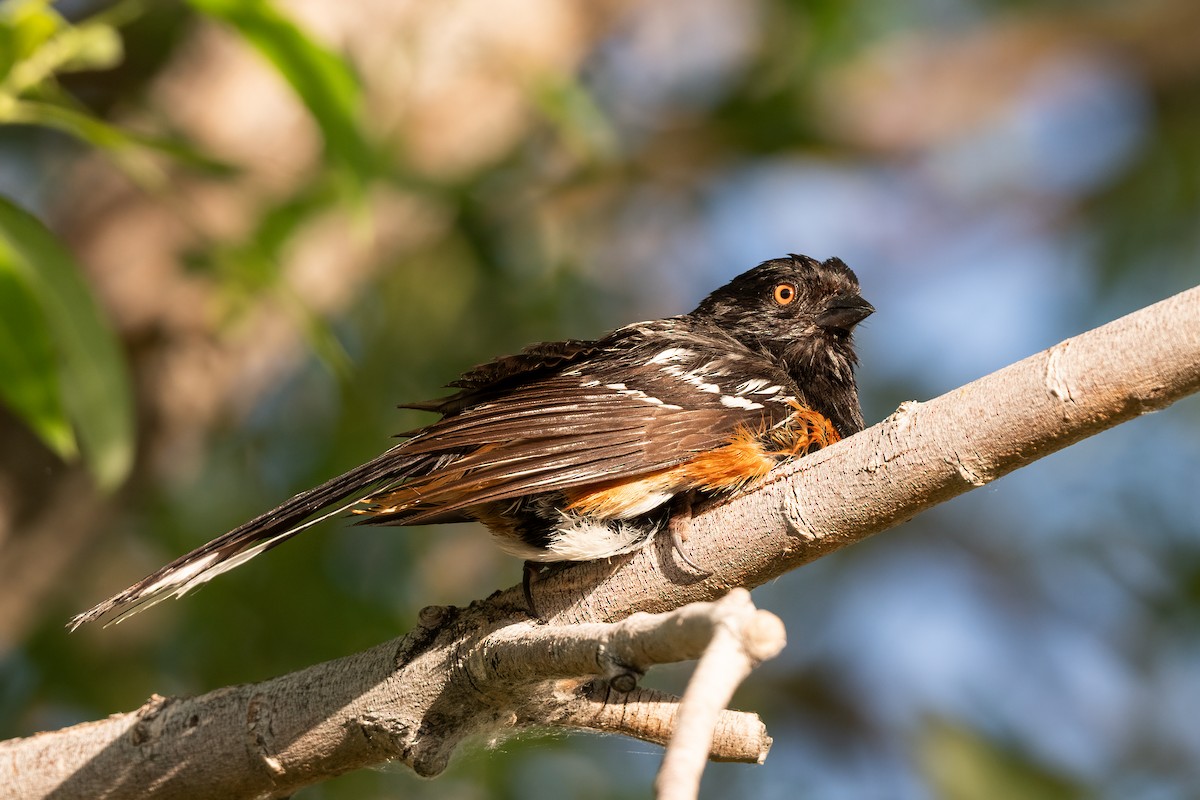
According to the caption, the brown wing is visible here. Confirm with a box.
[360,347,800,524]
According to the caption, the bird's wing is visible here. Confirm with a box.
[360,344,803,523]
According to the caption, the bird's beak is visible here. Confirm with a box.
[816,293,874,333]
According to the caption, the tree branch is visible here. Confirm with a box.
[2,287,1197,799]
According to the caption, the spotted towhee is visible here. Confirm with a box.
[71,254,872,628]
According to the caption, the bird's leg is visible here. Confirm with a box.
[669,493,710,574]
[521,560,575,619]
[522,560,541,618]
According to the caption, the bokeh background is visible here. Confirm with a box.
[2,0,1199,797]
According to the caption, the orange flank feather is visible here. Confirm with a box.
[567,404,840,517]
[767,400,840,455]
[681,426,778,493]
[564,467,687,518]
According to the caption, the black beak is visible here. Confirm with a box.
[817,293,874,333]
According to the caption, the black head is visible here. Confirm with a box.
[692,254,872,369]
[691,254,874,432]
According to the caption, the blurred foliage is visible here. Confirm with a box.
[188,0,378,187]
[919,718,1084,800]
[1,0,1198,799]
[0,0,213,490]
[0,193,133,488]
[0,0,230,180]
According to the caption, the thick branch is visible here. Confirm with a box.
[2,286,1197,798]
[0,597,777,799]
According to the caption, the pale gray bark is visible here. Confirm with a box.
[2,285,1197,800]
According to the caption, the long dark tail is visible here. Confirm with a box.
[68,446,428,630]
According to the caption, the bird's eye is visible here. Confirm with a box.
[773,283,797,305]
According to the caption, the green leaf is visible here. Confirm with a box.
[0,3,234,182]
[0,0,61,79]
[188,0,376,184]
[0,195,134,490]
[0,247,76,459]
[0,3,123,96]
[4,97,238,180]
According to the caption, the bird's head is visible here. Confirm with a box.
[691,254,873,383]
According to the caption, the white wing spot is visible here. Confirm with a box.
[721,395,764,410]
[605,381,681,409]
[736,378,774,395]
[647,348,696,365]
[661,364,722,394]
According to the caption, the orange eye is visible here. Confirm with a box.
[773,283,797,305]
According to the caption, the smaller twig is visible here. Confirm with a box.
[654,589,786,800]
[462,591,781,772]
[544,685,770,763]
[466,596,774,686]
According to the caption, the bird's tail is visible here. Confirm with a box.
[68,446,428,630]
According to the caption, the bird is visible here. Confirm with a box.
[69,254,873,629]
